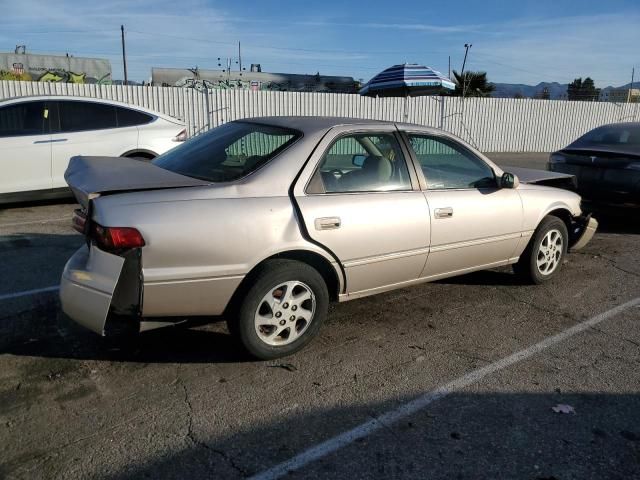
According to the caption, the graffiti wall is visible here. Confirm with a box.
[0,53,112,84]
[151,67,358,93]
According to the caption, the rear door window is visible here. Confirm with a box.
[58,101,118,132]
[0,101,47,137]
[310,133,412,193]
[116,107,153,127]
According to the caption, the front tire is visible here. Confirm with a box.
[229,260,329,360]
[514,215,568,284]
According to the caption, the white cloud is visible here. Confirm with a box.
[1,2,638,86]
[462,13,640,86]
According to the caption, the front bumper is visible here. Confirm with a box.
[570,216,598,251]
[60,245,125,335]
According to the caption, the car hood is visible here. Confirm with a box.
[65,156,210,208]
[503,166,575,185]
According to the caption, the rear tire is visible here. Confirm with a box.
[228,259,329,360]
[514,215,568,284]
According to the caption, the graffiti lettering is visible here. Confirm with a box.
[0,53,112,85]
[170,77,297,92]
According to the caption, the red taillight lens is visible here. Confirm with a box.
[172,128,187,142]
[91,224,145,251]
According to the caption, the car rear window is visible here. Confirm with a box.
[153,121,301,182]
[571,124,640,148]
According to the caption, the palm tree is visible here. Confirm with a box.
[451,70,495,97]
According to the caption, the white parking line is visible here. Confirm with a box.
[0,285,60,302]
[0,216,70,229]
[249,296,640,480]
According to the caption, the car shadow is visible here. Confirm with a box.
[582,202,640,235]
[4,391,639,479]
[435,268,522,287]
[1,305,253,364]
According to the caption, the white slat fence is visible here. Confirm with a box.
[1,80,638,152]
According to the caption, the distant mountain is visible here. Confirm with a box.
[491,82,633,100]
[600,83,634,98]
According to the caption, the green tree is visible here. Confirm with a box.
[567,77,600,101]
[451,70,495,97]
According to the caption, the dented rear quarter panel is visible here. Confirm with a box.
[92,188,341,317]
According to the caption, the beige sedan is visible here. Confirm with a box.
[60,117,597,359]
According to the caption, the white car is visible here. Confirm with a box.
[0,95,187,203]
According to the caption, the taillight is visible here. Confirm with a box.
[72,209,87,234]
[172,128,187,142]
[91,224,145,251]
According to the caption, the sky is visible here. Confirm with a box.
[1,0,639,87]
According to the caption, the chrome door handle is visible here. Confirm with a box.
[315,217,341,230]
[434,207,453,219]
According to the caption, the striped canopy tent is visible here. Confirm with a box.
[359,64,456,97]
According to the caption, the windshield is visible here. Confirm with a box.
[153,121,301,182]
[570,124,640,149]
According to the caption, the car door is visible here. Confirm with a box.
[294,125,430,296]
[0,100,52,195]
[402,132,523,279]
[49,100,139,188]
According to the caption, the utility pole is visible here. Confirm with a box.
[238,41,242,72]
[448,55,451,78]
[121,25,128,85]
[628,67,635,103]
[461,43,472,97]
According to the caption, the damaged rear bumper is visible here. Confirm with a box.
[60,245,126,335]
[61,245,194,335]
[570,215,598,251]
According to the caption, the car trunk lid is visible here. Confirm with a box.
[559,148,640,169]
[65,155,210,208]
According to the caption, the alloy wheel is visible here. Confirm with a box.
[536,228,563,275]
[254,281,316,346]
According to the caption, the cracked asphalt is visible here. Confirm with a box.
[1,153,640,479]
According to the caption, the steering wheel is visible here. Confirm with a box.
[328,168,343,178]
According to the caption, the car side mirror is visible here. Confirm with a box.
[352,154,366,167]
[500,172,520,189]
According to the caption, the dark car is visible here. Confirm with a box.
[548,122,640,204]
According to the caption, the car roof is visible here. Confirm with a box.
[0,95,184,124]
[241,115,438,136]
[593,122,640,129]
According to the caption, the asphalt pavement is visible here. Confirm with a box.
[1,153,639,479]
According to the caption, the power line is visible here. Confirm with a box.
[6,26,634,86]
[126,29,450,57]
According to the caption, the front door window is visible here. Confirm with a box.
[407,135,496,190]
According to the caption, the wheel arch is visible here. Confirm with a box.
[224,249,343,316]
[544,207,573,234]
[120,148,157,159]
[519,205,574,259]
